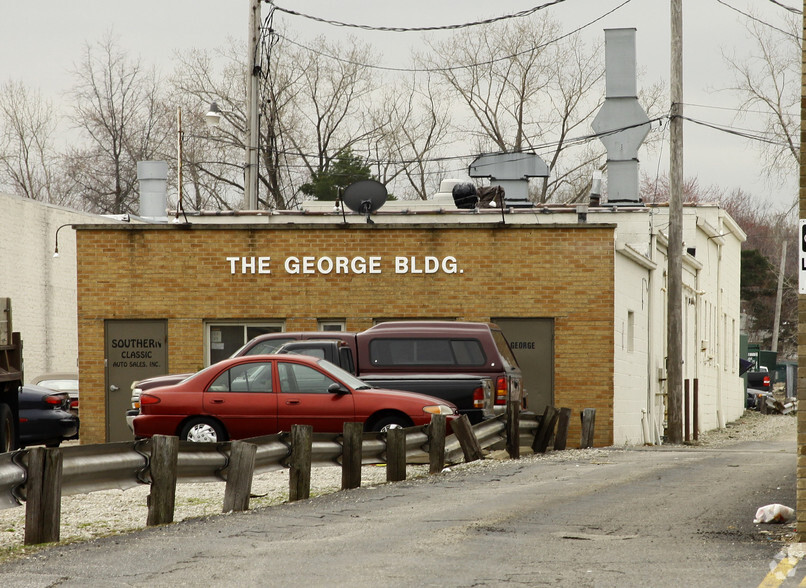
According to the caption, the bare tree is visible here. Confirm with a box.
[722,10,800,185]
[171,44,253,210]
[64,34,170,215]
[171,34,367,211]
[0,81,59,203]
[363,74,451,200]
[282,36,381,195]
[419,15,607,203]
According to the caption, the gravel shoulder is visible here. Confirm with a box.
[0,410,796,561]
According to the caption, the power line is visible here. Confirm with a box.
[681,101,799,117]
[267,116,667,169]
[273,0,632,74]
[678,115,793,147]
[766,0,802,15]
[253,111,797,179]
[713,0,800,40]
[265,0,571,33]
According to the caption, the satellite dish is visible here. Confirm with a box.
[342,180,387,224]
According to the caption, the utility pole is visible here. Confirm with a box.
[667,0,684,443]
[244,0,261,210]
[772,240,787,353]
[798,0,806,545]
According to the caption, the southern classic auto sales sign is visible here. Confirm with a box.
[225,255,464,275]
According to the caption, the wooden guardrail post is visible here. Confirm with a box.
[553,407,572,450]
[580,408,596,449]
[386,427,406,482]
[147,435,179,526]
[506,400,520,459]
[532,406,559,453]
[223,440,257,513]
[428,414,446,474]
[24,447,63,545]
[341,422,363,490]
[452,414,483,463]
[289,424,313,502]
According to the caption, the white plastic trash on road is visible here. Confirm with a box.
[754,504,795,524]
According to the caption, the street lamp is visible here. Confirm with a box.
[204,102,222,128]
[53,223,73,258]
[204,100,259,211]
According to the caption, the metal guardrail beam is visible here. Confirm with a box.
[0,412,545,511]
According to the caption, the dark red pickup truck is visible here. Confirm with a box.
[129,321,524,428]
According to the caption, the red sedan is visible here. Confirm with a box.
[133,354,458,442]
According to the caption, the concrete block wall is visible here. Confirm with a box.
[0,192,104,381]
[613,253,651,445]
[76,223,616,446]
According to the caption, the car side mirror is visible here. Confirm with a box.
[328,383,349,395]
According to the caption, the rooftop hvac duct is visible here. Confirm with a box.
[591,28,650,204]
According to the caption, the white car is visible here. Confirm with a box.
[31,372,79,416]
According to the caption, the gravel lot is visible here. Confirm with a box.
[0,410,796,559]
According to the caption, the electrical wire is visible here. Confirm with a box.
[266,0,571,33]
[249,109,795,186]
[677,115,793,147]
[713,0,800,39]
[680,101,799,118]
[263,115,667,170]
[766,0,802,15]
[272,0,632,74]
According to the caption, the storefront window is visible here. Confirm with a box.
[206,322,284,365]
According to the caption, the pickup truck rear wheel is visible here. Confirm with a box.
[180,418,227,443]
[368,414,413,433]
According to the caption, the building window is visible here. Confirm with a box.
[627,311,635,353]
[205,322,284,365]
[318,320,346,331]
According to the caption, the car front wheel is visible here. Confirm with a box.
[368,414,413,433]
[180,418,227,443]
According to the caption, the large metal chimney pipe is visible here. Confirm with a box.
[591,28,651,204]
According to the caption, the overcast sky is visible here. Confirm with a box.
[2,0,799,211]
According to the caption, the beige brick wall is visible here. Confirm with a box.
[76,223,615,446]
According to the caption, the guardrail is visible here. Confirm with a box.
[0,405,595,545]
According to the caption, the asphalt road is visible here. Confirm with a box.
[0,430,796,588]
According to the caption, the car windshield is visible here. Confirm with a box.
[188,361,230,383]
[35,379,78,392]
[230,338,294,358]
[316,358,372,389]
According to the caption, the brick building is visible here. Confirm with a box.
[68,198,745,448]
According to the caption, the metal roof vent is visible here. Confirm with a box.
[137,161,169,220]
[468,152,548,207]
